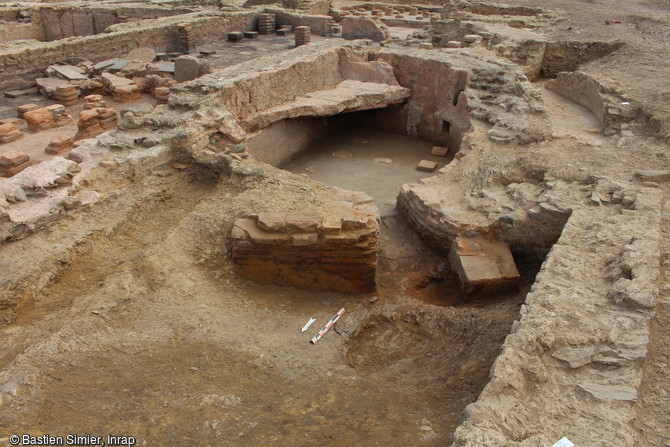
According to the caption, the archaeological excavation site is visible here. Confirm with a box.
[0,0,669,445]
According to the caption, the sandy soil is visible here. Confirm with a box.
[0,162,535,445]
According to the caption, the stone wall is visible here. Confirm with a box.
[246,117,339,167]
[267,8,333,36]
[37,6,195,41]
[374,49,471,151]
[546,70,634,133]
[0,22,44,43]
[0,11,257,92]
[452,186,662,446]
[231,199,379,293]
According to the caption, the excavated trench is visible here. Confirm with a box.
[0,7,619,443]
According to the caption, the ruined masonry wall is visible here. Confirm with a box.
[231,206,379,293]
[453,188,662,446]
[0,12,257,92]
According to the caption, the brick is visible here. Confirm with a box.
[448,235,520,298]
[417,160,438,171]
[430,146,449,156]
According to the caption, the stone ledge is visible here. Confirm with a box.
[242,79,410,132]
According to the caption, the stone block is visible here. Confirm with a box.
[0,123,23,144]
[45,135,74,155]
[174,55,210,83]
[417,160,438,171]
[17,104,39,117]
[227,32,244,42]
[448,235,520,298]
[243,31,259,38]
[24,107,57,131]
[4,90,31,99]
[430,146,449,156]
[0,118,27,133]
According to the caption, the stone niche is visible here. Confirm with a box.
[231,204,379,293]
[448,234,520,298]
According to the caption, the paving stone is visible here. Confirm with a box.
[417,160,438,171]
[124,47,156,63]
[430,146,449,156]
[227,32,244,42]
[50,64,87,80]
[4,90,31,98]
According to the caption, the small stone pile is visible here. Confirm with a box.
[257,13,275,34]
[24,104,73,131]
[96,107,118,130]
[45,135,74,155]
[295,26,311,46]
[54,85,79,106]
[177,23,195,53]
[154,87,170,104]
[113,85,141,103]
[17,104,39,118]
[0,150,30,177]
[0,123,23,144]
[75,109,104,140]
[83,94,106,109]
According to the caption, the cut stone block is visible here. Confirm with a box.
[174,55,209,82]
[4,90,31,99]
[157,62,175,73]
[448,235,520,298]
[417,160,438,171]
[227,32,244,42]
[430,146,449,156]
[93,59,117,71]
[124,47,156,63]
[243,31,258,39]
[50,64,87,80]
[17,104,39,117]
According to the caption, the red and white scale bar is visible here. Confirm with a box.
[310,308,345,344]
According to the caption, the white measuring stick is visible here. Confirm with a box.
[301,317,316,333]
[310,308,345,344]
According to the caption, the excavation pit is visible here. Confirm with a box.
[0,1,667,444]
[285,128,455,217]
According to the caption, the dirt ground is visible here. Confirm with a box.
[0,162,536,446]
[1,0,670,445]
